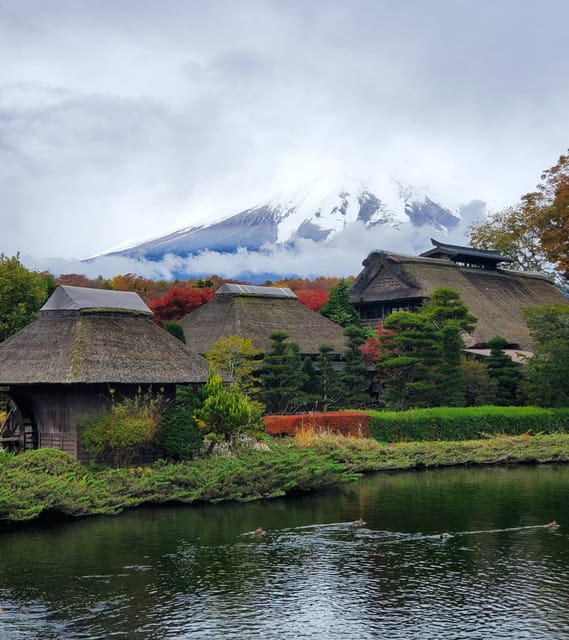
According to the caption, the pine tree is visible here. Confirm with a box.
[438,323,465,406]
[193,370,252,443]
[259,332,307,413]
[420,287,477,333]
[523,305,569,406]
[485,336,523,405]
[338,325,370,408]
[377,311,442,410]
[314,344,344,411]
[320,278,359,327]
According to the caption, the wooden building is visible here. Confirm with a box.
[179,283,347,356]
[350,239,568,355]
[0,285,209,458]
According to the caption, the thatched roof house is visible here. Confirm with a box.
[180,283,347,356]
[350,239,568,352]
[0,285,209,458]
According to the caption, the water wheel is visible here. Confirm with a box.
[0,393,35,452]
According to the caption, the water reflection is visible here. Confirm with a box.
[0,465,568,639]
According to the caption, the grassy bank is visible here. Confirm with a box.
[1,432,569,524]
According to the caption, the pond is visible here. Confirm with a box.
[1,464,568,639]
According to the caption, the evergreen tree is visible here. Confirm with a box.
[338,325,370,408]
[438,323,465,406]
[320,278,359,327]
[462,359,497,406]
[377,311,443,410]
[485,336,523,405]
[163,321,186,343]
[300,356,320,410]
[420,287,477,333]
[315,344,344,411]
[194,370,252,443]
[523,305,569,406]
[259,332,307,413]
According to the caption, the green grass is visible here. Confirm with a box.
[1,432,569,523]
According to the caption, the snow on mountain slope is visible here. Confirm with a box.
[98,177,462,263]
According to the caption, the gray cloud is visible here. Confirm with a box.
[2,0,568,270]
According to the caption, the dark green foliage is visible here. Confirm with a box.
[338,325,370,408]
[486,336,523,405]
[320,278,359,327]
[155,405,203,459]
[5,448,84,476]
[300,356,320,409]
[368,406,569,442]
[420,287,477,332]
[523,305,569,407]
[0,253,51,342]
[374,288,478,409]
[314,344,344,411]
[378,311,442,410]
[0,442,359,522]
[438,323,465,406]
[163,321,186,343]
[259,332,307,413]
[462,359,497,406]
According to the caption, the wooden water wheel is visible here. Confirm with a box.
[0,393,36,452]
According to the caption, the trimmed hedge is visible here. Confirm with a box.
[368,406,569,442]
[263,411,370,437]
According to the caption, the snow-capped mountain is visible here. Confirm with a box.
[100,178,463,262]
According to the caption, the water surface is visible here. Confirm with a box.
[1,464,568,639]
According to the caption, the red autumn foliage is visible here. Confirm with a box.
[149,286,214,322]
[359,324,397,364]
[263,411,370,438]
[295,289,329,311]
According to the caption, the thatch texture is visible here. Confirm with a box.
[0,302,209,385]
[180,285,346,355]
[350,251,568,350]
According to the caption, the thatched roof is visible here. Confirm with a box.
[0,286,209,384]
[350,250,568,350]
[40,285,152,314]
[180,284,346,355]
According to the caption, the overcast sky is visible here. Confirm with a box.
[1,0,568,278]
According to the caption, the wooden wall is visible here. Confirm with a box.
[8,383,177,460]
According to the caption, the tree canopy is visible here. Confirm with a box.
[469,150,569,285]
[523,305,569,407]
[0,254,52,342]
[320,278,359,327]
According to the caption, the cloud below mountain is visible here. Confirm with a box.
[23,211,479,282]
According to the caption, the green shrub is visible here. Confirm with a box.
[81,389,162,466]
[155,405,203,460]
[5,448,84,476]
[194,371,252,443]
[368,406,569,442]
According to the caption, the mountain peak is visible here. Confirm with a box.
[96,178,463,266]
